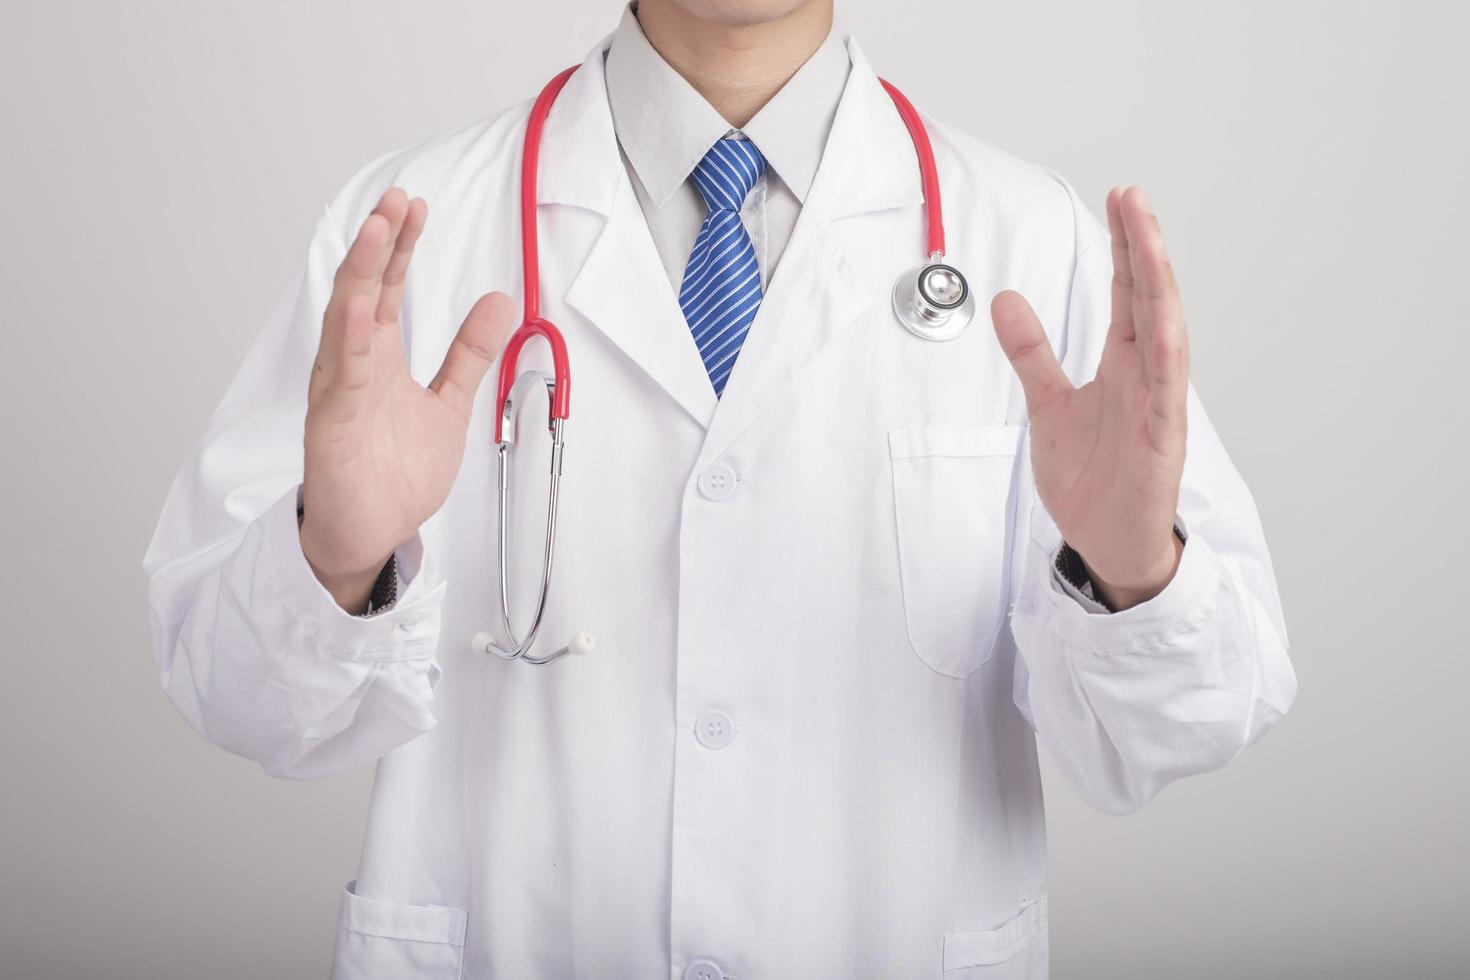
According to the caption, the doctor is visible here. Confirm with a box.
[143,0,1296,977]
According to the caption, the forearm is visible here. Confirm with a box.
[298,502,397,615]
[1013,529,1294,813]
[1087,532,1184,611]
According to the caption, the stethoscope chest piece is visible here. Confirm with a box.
[893,256,975,343]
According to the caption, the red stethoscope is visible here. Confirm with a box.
[471,65,972,665]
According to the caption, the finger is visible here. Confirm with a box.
[1106,186,1135,343]
[317,212,389,383]
[375,196,428,326]
[428,291,517,417]
[319,189,410,378]
[316,290,377,424]
[1119,188,1189,443]
[1120,187,1182,345]
[991,290,1074,415]
[331,187,411,302]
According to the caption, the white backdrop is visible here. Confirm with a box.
[3,1,1466,977]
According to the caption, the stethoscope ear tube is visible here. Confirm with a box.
[493,317,571,443]
[474,373,592,664]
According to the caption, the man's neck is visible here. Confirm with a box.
[633,0,834,128]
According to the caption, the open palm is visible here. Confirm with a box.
[300,188,514,591]
[991,187,1186,607]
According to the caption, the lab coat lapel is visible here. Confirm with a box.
[539,38,719,430]
[563,186,719,430]
[700,38,925,459]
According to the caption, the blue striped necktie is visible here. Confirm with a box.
[679,137,767,396]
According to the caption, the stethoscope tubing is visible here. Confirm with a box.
[493,65,578,446]
[877,77,945,259]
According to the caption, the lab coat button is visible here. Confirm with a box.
[697,462,739,501]
[683,959,725,980]
[694,710,735,749]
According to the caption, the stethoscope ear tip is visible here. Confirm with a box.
[471,631,509,658]
[567,631,596,656]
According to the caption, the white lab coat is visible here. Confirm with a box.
[143,32,1296,980]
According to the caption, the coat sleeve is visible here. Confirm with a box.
[1007,180,1297,815]
[141,203,448,780]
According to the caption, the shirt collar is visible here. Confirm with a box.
[603,2,850,208]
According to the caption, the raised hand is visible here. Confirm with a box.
[991,187,1187,610]
[300,187,515,612]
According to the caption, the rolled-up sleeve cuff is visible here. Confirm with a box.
[1024,524,1225,657]
[261,484,446,661]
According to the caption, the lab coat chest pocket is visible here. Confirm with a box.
[330,881,467,980]
[888,424,1027,679]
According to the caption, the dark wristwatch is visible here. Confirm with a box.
[362,554,399,616]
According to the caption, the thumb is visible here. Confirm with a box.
[990,290,1073,414]
[429,291,517,416]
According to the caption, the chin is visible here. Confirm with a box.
[652,0,819,27]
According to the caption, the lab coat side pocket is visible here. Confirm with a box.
[888,424,1027,679]
[944,896,1049,977]
[330,881,467,980]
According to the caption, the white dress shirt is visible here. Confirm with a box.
[604,4,849,293]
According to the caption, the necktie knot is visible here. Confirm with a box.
[690,138,767,213]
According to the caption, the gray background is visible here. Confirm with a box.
[3,1,1466,977]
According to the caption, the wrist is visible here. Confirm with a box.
[312,564,382,615]
[297,506,392,615]
[1086,533,1185,611]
